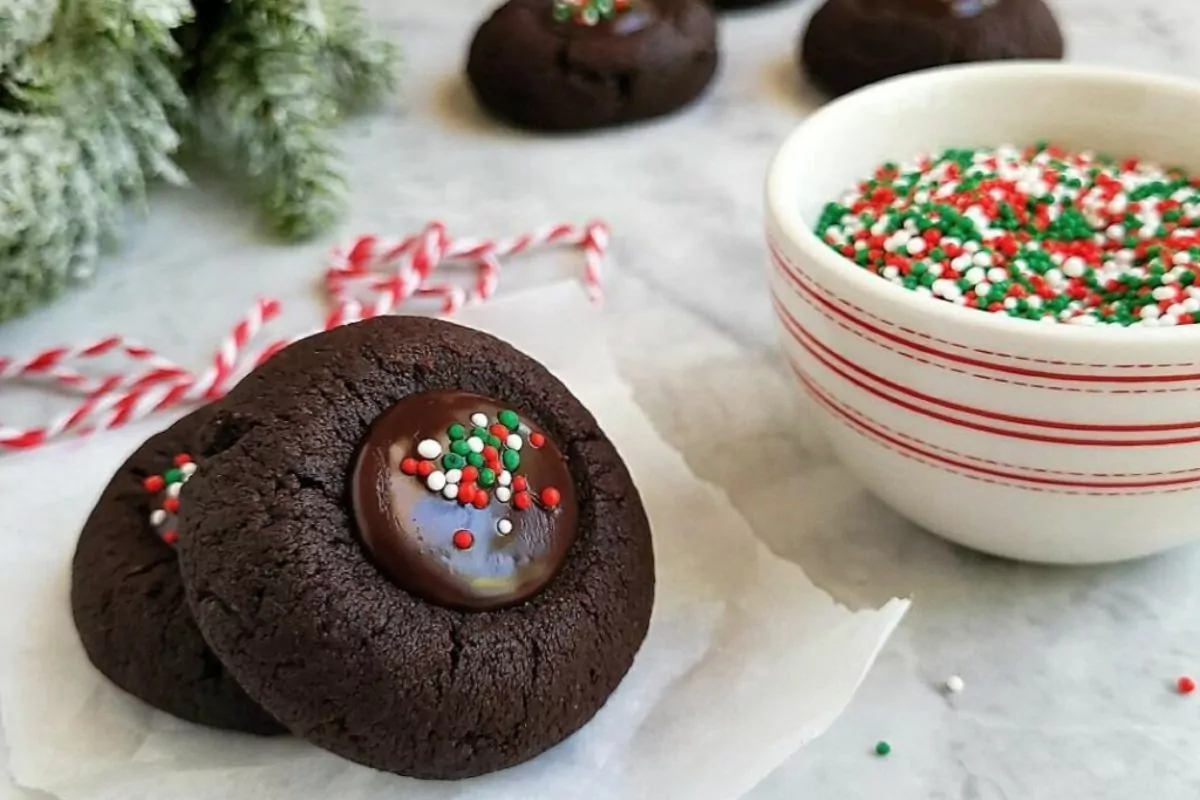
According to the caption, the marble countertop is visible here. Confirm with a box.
[4,0,1200,797]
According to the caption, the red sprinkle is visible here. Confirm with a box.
[472,491,489,510]
[513,492,532,510]
[162,530,179,545]
[462,466,479,483]
[417,460,435,478]
[541,487,561,508]
[490,424,509,439]
[400,458,419,476]
[482,445,500,464]
[529,432,546,449]
[452,529,475,550]
[173,453,192,467]
[163,497,180,514]
[512,476,528,492]
[1178,676,1196,695]
[143,475,165,493]
[459,483,477,505]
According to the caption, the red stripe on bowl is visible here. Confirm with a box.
[795,367,1200,494]
[772,294,1200,433]
[775,301,1200,447]
[770,243,1200,384]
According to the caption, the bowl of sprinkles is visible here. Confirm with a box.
[766,63,1200,564]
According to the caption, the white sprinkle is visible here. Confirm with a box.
[945,675,965,694]
[1062,257,1087,278]
[972,251,993,268]
[1141,304,1161,320]
[975,281,992,297]
[882,265,901,280]
[467,436,484,453]
[1160,314,1179,327]
[1152,286,1176,301]
[906,238,927,256]
[1003,297,1018,310]
[498,470,512,487]
[496,486,512,503]
[443,484,459,500]
[951,255,974,273]
[1183,298,1200,313]
[167,483,182,498]
[445,468,463,484]
[150,510,167,526]
[963,240,981,254]
[470,413,489,427]
[181,463,198,477]
[497,519,514,535]
[986,267,1008,284]
[416,439,442,460]
[505,434,523,451]
[963,266,986,285]
[427,471,447,492]
[1106,223,1126,240]
[1175,251,1193,266]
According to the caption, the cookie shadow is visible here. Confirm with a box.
[431,73,529,140]
[762,53,826,114]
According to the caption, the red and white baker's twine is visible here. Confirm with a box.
[0,221,609,452]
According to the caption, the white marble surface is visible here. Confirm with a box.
[4,0,1200,797]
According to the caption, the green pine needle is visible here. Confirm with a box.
[0,0,398,319]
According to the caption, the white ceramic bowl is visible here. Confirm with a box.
[766,63,1200,564]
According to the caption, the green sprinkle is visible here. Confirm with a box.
[471,426,489,440]
[478,468,496,487]
[467,452,485,468]
[814,142,1200,326]
[450,440,470,457]
[502,449,520,471]
[487,434,502,448]
[498,409,520,430]
[447,423,466,441]
[164,468,183,484]
[875,741,891,757]
[442,453,466,471]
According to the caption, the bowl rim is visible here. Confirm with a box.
[766,61,1200,347]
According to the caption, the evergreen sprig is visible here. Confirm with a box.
[0,0,397,322]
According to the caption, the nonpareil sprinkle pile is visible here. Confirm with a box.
[815,143,1200,326]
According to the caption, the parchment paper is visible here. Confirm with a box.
[0,283,908,800]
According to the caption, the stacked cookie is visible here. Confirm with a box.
[71,316,655,779]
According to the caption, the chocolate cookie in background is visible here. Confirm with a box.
[176,316,655,779]
[70,407,283,736]
[799,0,1064,97]
[466,0,718,131]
